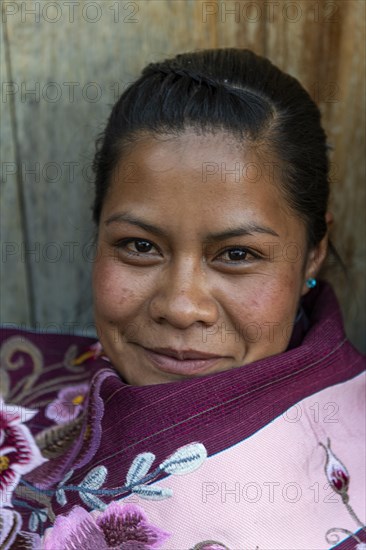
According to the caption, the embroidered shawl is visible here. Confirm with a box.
[1,280,365,549]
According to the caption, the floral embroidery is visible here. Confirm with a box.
[42,502,170,549]
[3,498,171,550]
[47,442,207,510]
[0,395,47,507]
[13,440,207,540]
[320,437,349,496]
[319,438,366,547]
[0,508,22,548]
[0,336,44,403]
[35,415,85,459]
[191,541,230,549]
[323,527,366,549]
[0,335,94,407]
[0,507,42,550]
[45,383,89,424]
[72,341,111,366]
[22,367,109,492]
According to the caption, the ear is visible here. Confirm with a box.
[301,211,333,296]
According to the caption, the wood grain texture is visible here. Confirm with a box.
[0,19,31,326]
[262,0,366,348]
[1,0,364,350]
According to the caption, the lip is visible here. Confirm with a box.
[139,346,226,376]
[146,347,224,360]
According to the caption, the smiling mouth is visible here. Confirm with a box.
[138,345,227,376]
[144,346,225,360]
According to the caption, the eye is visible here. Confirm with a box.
[216,246,261,264]
[114,238,159,256]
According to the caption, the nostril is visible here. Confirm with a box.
[148,289,219,330]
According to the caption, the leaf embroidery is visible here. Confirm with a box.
[16,442,208,521]
[80,465,108,490]
[14,483,55,522]
[55,488,67,506]
[59,469,75,485]
[160,442,207,475]
[79,489,107,511]
[35,414,85,458]
[29,511,39,532]
[130,485,173,500]
[125,452,156,486]
[78,466,109,510]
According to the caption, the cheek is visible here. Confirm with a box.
[92,260,144,321]
[264,277,300,317]
[225,276,299,330]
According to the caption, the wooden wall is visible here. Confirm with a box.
[1,0,365,351]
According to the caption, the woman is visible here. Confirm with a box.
[1,48,365,549]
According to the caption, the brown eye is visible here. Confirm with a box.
[132,240,153,253]
[217,247,260,264]
[226,248,248,261]
[114,238,159,257]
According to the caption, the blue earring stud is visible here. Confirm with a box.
[306,278,317,289]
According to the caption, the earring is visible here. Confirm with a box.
[306,277,317,289]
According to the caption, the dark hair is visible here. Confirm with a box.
[92,48,340,263]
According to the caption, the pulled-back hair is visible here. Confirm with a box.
[92,48,334,257]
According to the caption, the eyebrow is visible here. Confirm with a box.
[105,212,167,238]
[104,211,280,240]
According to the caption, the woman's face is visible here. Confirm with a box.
[93,130,324,386]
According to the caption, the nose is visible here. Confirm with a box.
[149,258,219,329]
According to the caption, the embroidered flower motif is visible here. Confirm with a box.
[45,383,89,424]
[319,438,350,498]
[356,544,366,550]
[321,439,366,547]
[42,502,170,549]
[0,395,47,507]
[72,341,111,366]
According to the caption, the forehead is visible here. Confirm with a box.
[103,129,301,241]
[119,128,261,169]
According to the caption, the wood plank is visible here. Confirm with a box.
[317,0,366,352]
[3,0,215,337]
[0,19,31,327]
[263,0,365,351]
[214,0,266,52]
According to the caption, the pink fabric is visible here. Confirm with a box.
[121,371,365,548]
